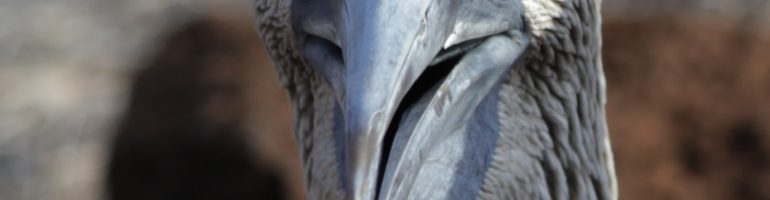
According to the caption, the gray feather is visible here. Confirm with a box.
[253,0,618,199]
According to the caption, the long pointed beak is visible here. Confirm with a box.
[340,1,455,199]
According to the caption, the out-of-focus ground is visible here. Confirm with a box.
[604,1,770,199]
[0,0,768,200]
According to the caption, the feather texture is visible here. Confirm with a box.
[253,0,617,199]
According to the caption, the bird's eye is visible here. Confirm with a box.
[293,0,340,47]
[291,0,345,94]
[293,0,345,72]
[301,20,340,48]
[302,31,343,65]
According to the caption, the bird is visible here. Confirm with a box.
[253,0,617,199]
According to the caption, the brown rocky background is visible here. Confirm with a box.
[1,0,768,200]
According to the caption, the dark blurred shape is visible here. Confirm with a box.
[727,120,766,200]
[106,17,286,200]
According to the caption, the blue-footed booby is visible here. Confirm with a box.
[253,0,617,199]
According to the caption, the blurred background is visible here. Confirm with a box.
[1,0,769,199]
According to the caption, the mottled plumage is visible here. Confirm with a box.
[253,0,617,199]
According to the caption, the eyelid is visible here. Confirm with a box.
[302,19,340,47]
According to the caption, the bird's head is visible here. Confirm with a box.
[255,0,604,199]
[290,0,535,199]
